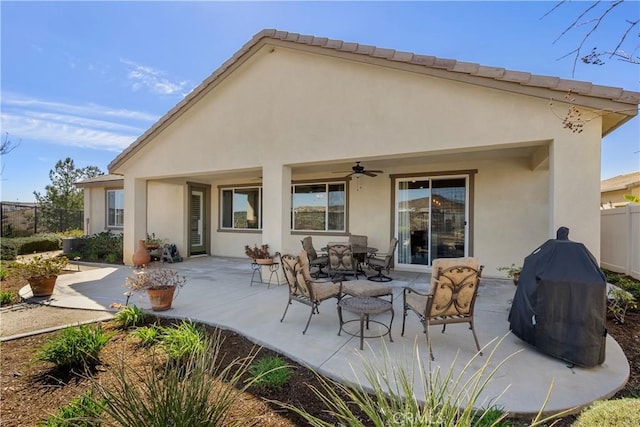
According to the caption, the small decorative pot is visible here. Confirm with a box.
[133,239,151,267]
[27,275,58,297]
[255,258,274,265]
[146,286,176,311]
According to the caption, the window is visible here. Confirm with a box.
[221,187,262,229]
[106,189,124,228]
[292,182,345,231]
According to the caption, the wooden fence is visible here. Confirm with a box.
[601,204,640,280]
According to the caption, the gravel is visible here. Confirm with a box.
[0,303,113,341]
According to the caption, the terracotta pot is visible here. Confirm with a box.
[146,287,176,311]
[133,239,151,267]
[255,258,274,265]
[27,275,58,297]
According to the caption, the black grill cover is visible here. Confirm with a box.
[508,227,607,367]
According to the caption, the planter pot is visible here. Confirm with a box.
[255,258,274,265]
[27,275,58,297]
[146,287,176,311]
[133,239,151,267]
[512,273,520,286]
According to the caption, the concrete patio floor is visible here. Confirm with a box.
[19,255,629,417]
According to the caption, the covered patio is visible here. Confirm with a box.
[19,255,629,417]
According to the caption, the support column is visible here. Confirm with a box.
[123,177,148,265]
[261,163,291,254]
[549,123,602,261]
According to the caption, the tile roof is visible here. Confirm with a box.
[601,171,640,192]
[109,29,640,172]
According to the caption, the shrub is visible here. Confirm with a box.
[0,290,14,306]
[573,398,640,426]
[43,390,104,427]
[82,232,123,264]
[93,334,260,427]
[15,233,63,254]
[281,336,566,427]
[37,324,113,368]
[131,325,162,347]
[0,267,7,280]
[113,305,146,329]
[1,240,18,261]
[160,321,205,363]
[608,287,638,323]
[247,356,292,389]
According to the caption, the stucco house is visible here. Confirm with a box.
[80,29,639,277]
[600,171,640,209]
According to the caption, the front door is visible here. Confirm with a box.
[189,186,208,255]
[395,175,468,269]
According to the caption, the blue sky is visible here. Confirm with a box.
[1,1,638,202]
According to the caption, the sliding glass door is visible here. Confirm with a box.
[396,176,468,268]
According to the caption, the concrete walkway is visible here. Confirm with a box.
[18,256,629,417]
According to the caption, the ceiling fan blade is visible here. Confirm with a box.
[367,169,384,173]
[363,171,377,177]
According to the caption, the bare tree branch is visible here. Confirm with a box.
[545,0,638,76]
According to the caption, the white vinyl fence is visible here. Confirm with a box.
[601,204,640,280]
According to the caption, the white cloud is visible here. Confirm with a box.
[121,58,191,96]
[0,93,158,152]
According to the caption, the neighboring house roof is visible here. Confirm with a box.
[75,174,124,188]
[109,29,640,172]
[601,171,640,193]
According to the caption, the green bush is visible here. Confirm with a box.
[247,356,292,389]
[113,305,146,329]
[0,290,15,306]
[1,240,18,261]
[131,325,162,347]
[0,267,7,280]
[573,398,640,426]
[161,321,205,362]
[76,232,123,264]
[93,334,260,427]
[16,233,63,254]
[43,390,104,426]
[604,270,640,300]
[281,336,565,427]
[37,324,113,368]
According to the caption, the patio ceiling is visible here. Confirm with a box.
[153,142,548,185]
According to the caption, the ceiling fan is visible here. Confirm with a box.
[338,161,384,178]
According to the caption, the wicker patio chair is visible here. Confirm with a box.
[402,257,484,360]
[279,251,342,334]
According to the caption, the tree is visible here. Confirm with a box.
[1,133,20,174]
[33,158,103,232]
[1,132,19,155]
[545,0,639,75]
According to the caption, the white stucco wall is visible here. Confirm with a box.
[82,186,123,236]
[113,44,605,272]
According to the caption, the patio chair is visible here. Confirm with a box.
[279,251,342,334]
[367,237,399,282]
[401,257,484,360]
[301,236,328,278]
[326,243,359,280]
[348,234,368,267]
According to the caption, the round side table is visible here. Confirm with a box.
[338,296,393,350]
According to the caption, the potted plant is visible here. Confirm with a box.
[145,233,166,250]
[18,255,68,297]
[498,264,522,286]
[125,267,187,311]
[244,244,273,264]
